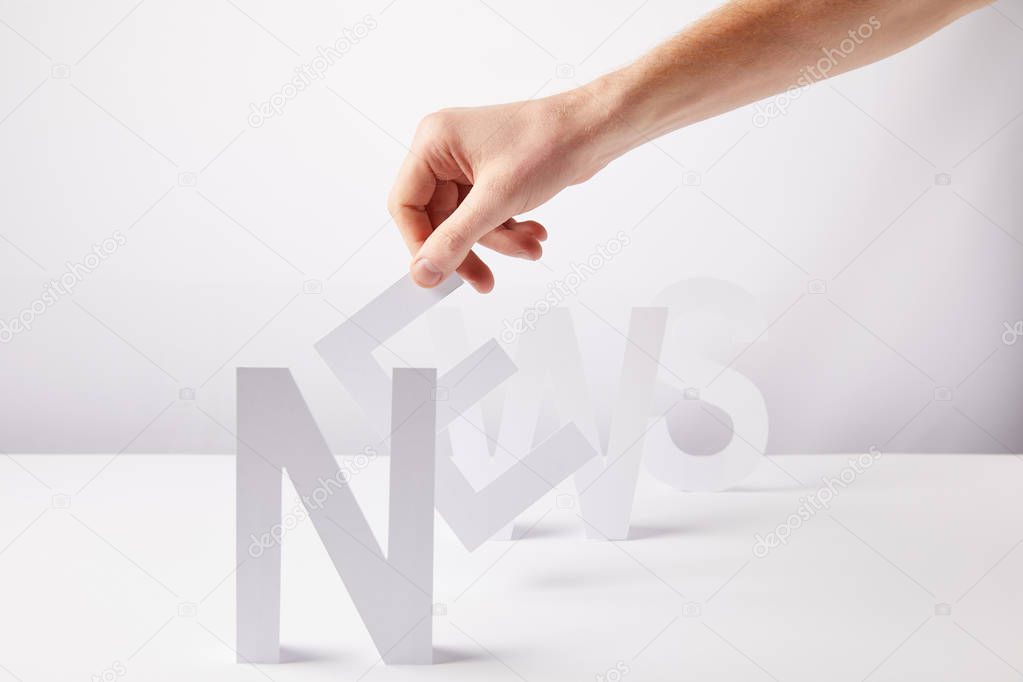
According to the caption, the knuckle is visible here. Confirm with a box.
[415,109,454,140]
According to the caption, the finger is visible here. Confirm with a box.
[478,227,543,260]
[425,179,460,231]
[507,219,548,242]
[455,249,495,293]
[387,152,438,255]
[411,182,511,287]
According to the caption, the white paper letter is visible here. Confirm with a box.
[236,367,435,664]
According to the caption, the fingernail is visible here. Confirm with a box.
[514,251,533,260]
[412,257,443,286]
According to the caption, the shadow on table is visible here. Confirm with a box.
[279,645,343,663]
[433,646,488,664]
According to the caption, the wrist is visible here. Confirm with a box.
[577,58,711,161]
[556,65,680,182]
[545,75,637,183]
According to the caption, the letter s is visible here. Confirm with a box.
[643,278,768,491]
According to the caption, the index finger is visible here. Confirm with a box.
[387,152,437,255]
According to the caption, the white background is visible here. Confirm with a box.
[0,0,1020,454]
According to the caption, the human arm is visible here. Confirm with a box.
[388,0,990,292]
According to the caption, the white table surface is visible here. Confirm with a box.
[1,453,1021,682]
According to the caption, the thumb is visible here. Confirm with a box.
[410,182,511,287]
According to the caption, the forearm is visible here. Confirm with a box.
[391,0,990,290]
[574,0,990,164]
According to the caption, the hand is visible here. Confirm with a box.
[387,0,986,293]
[388,91,615,292]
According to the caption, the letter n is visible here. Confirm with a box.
[236,367,436,664]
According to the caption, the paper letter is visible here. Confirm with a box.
[486,307,668,539]
[315,275,598,549]
[575,307,667,539]
[236,367,435,664]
